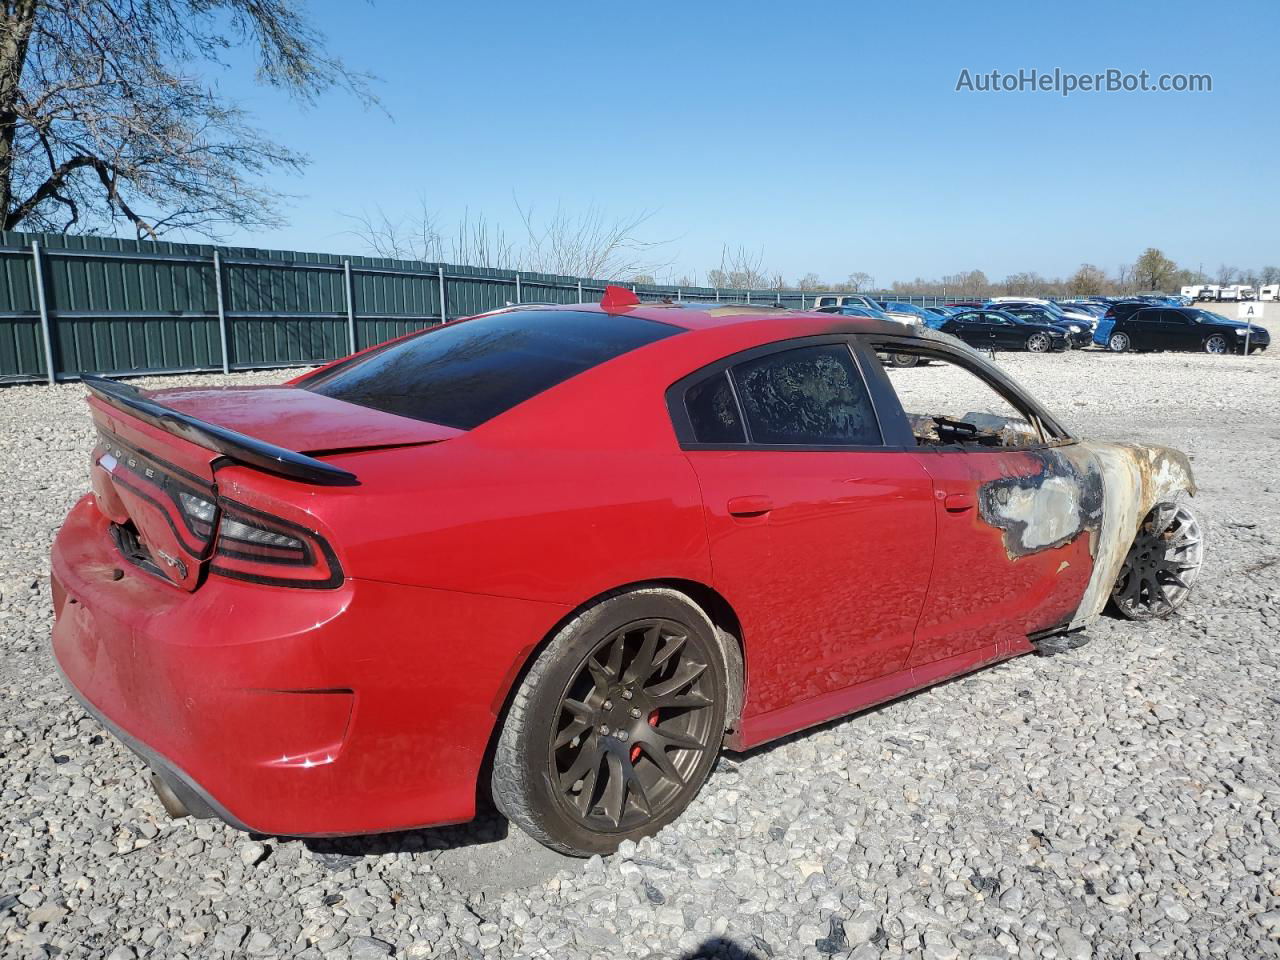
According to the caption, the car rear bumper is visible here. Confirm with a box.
[51,495,568,836]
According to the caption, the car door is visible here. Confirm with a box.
[991,313,1028,349]
[1159,310,1199,350]
[1125,308,1157,349]
[945,313,982,346]
[669,338,937,718]
[853,335,1096,679]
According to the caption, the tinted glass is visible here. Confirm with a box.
[731,344,881,446]
[685,372,746,444]
[304,309,681,429]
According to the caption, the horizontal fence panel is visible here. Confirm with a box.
[53,316,223,376]
[227,316,348,369]
[0,315,43,381]
[0,228,1106,384]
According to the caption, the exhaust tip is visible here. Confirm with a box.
[149,771,192,819]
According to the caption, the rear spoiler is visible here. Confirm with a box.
[82,375,358,486]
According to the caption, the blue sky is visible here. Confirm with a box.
[207,0,1277,284]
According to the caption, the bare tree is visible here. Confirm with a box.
[0,0,372,238]
[1214,264,1237,286]
[846,271,873,291]
[1068,263,1108,296]
[343,201,515,267]
[517,201,668,279]
[707,245,771,289]
[794,273,824,291]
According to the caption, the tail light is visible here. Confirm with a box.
[176,493,343,589]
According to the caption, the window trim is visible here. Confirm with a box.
[850,334,1076,452]
[666,335,892,452]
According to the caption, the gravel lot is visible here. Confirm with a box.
[2,345,1278,960]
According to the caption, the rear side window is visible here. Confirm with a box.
[685,372,746,443]
[731,344,881,446]
[304,309,681,429]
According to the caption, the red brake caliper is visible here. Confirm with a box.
[631,710,660,763]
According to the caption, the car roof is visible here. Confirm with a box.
[490,301,912,338]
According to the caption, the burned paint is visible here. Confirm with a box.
[1064,441,1196,628]
[977,450,1105,559]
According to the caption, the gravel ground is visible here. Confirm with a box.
[1,346,1278,960]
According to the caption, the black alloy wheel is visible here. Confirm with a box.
[491,589,727,855]
[1112,502,1204,620]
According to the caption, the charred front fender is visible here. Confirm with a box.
[973,441,1195,628]
[1068,442,1196,626]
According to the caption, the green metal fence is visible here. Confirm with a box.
[0,230,957,385]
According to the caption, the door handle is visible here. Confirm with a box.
[944,493,974,513]
[727,495,773,517]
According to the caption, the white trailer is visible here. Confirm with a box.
[1200,285,1221,301]
[1181,285,1207,301]
[1260,284,1279,302]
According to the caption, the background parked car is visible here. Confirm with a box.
[1000,306,1092,348]
[810,293,881,311]
[1092,300,1154,346]
[817,304,926,366]
[1102,306,1270,354]
[940,309,1069,353]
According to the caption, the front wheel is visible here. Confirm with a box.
[1204,333,1229,354]
[889,353,920,368]
[1108,332,1131,352]
[1026,332,1052,353]
[1111,502,1204,620]
[492,589,727,856]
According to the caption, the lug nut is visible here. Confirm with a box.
[622,689,633,700]
[602,699,613,710]
[630,708,642,719]
[599,724,610,735]
[618,730,629,741]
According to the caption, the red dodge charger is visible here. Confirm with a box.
[51,292,1204,855]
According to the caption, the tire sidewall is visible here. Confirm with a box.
[1109,332,1130,352]
[495,588,727,856]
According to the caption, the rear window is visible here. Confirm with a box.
[303,309,681,429]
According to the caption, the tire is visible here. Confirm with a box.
[1204,334,1229,354]
[889,353,919,368]
[1108,332,1130,352]
[492,588,728,856]
[1026,333,1052,353]
[1111,502,1204,621]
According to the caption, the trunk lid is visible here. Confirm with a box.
[85,379,461,591]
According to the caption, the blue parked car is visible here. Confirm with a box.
[883,301,948,329]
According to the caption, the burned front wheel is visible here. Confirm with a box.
[1111,502,1204,620]
[491,589,726,856]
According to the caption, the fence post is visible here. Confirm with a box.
[31,240,56,385]
[342,260,357,354]
[515,272,522,304]
[714,288,720,302]
[213,250,230,374]
[676,288,682,302]
[438,266,448,323]
[576,280,583,303]
[745,290,751,304]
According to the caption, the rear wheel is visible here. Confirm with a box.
[492,589,727,856]
[1204,333,1229,354]
[1111,502,1204,620]
[888,353,920,368]
[1108,331,1131,352]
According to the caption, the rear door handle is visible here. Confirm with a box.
[727,495,773,517]
[944,493,974,512]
